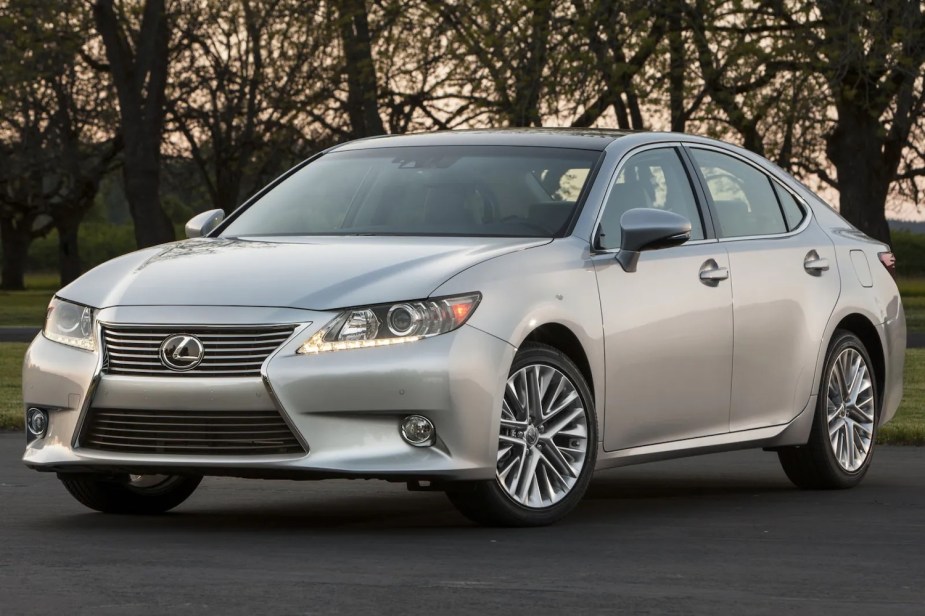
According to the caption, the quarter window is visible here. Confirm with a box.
[690,148,787,238]
[598,148,704,250]
[773,183,806,231]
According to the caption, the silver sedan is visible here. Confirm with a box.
[22,129,905,526]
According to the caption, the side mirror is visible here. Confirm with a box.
[185,209,225,239]
[616,208,691,272]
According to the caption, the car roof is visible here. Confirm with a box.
[328,128,635,152]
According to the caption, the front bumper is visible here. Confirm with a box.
[22,306,515,481]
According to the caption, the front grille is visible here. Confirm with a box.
[102,324,296,377]
[79,408,305,455]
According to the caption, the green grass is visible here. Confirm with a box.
[0,343,26,430]
[891,230,925,277]
[1,341,923,444]
[897,277,925,334]
[0,273,57,327]
[0,291,53,327]
[896,277,925,297]
[878,348,925,444]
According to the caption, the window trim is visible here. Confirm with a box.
[591,142,715,252]
[683,144,813,242]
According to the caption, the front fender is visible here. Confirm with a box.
[432,237,605,416]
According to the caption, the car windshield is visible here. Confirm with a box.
[220,145,602,238]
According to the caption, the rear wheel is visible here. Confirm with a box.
[778,330,878,489]
[446,342,597,526]
[59,473,202,514]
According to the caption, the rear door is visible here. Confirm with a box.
[686,145,840,431]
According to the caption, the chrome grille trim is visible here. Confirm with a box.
[101,324,296,377]
[78,408,306,456]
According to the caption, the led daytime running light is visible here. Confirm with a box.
[45,330,96,351]
[298,333,422,354]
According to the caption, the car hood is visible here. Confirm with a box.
[58,235,549,310]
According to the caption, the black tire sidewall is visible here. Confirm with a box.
[448,342,598,526]
[812,331,879,485]
[60,474,202,514]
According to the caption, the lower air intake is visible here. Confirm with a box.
[79,408,305,456]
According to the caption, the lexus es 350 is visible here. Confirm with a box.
[22,129,905,526]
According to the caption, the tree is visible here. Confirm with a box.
[813,0,925,243]
[423,0,563,127]
[0,0,120,288]
[334,0,386,137]
[683,0,809,164]
[567,0,670,128]
[92,0,176,248]
[168,0,333,213]
[762,0,925,244]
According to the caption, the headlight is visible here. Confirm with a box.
[297,293,481,354]
[44,298,96,351]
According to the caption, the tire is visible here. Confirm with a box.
[446,342,598,526]
[59,473,202,514]
[778,330,879,489]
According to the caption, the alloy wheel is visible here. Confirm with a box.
[826,347,875,472]
[496,364,589,508]
[127,474,173,490]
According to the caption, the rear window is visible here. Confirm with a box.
[221,146,602,238]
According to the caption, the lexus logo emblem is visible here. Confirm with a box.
[159,335,205,371]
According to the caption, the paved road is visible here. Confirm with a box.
[0,327,39,343]
[2,435,923,615]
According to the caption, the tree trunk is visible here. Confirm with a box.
[0,217,31,291]
[215,163,243,213]
[667,3,685,132]
[122,146,175,246]
[336,0,385,138]
[509,0,552,127]
[826,109,892,245]
[93,0,174,248]
[56,215,82,286]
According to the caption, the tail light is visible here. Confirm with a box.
[878,252,896,278]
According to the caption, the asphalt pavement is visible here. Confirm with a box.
[0,327,39,343]
[1,434,923,615]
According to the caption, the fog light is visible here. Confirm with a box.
[26,408,48,438]
[400,415,435,447]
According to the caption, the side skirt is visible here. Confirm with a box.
[594,396,816,470]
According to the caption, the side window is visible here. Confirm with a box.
[689,148,787,238]
[598,148,704,250]
[773,183,806,231]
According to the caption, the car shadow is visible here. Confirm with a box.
[31,471,803,535]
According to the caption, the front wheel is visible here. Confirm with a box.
[59,473,202,514]
[778,330,879,489]
[446,342,598,526]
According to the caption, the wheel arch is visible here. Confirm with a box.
[832,313,885,407]
[521,323,596,407]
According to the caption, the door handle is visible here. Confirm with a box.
[700,268,729,281]
[699,259,729,283]
[804,250,829,273]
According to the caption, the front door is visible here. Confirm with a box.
[593,146,734,451]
